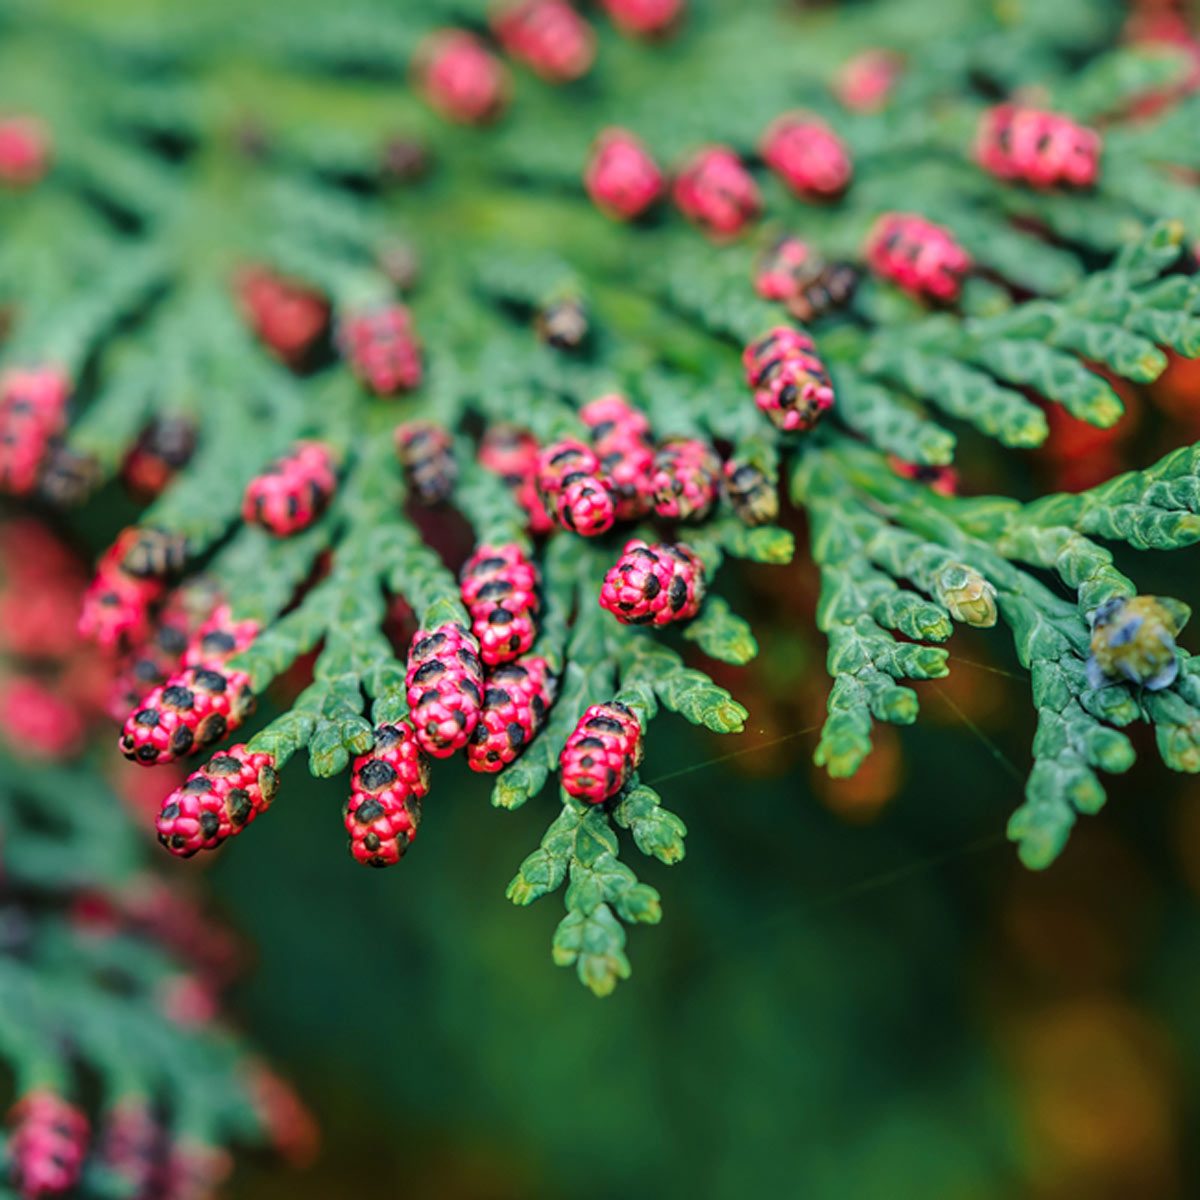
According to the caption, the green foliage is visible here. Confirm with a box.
[2,0,1200,1001]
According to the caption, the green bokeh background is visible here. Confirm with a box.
[215,539,1200,1200]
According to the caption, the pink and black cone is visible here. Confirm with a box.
[461,543,541,666]
[492,0,596,82]
[584,129,665,220]
[976,105,1101,189]
[0,116,51,187]
[600,0,683,38]
[672,145,760,239]
[0,367,71,498]
[339,304,422,396]
[536,438,616,536]
[889,456,959,496]
[97,1100,161,1199]
[156,744,279,857]
[864,213,972,303]
[242,442,337,537]
[413,29,509,124]
[560,701,643,803]
[181,604,260,670]
[467,655,556,772]
[158,1140,233,1200]
[742,326,835,433]
[79,528,169,654]
[120,665,256,766]
[345,721,428,865]
[405,622,483,757]
[557,476,615,536]
[834,49,902,113]
[235,266,329,367]
[7,1090,89,1199]
[396,421,457,506]
[599,539,705,626]
[107,581,223,720]
[760,113,852,199]
[350,721,430,800]
[651,438,721,522]
[478,425,554,534]
[344,785,422,867]
[581,393,656,520]
[723,460,779,527]
[121,415,198,500]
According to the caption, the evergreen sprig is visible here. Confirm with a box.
[1,0,1199,998]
